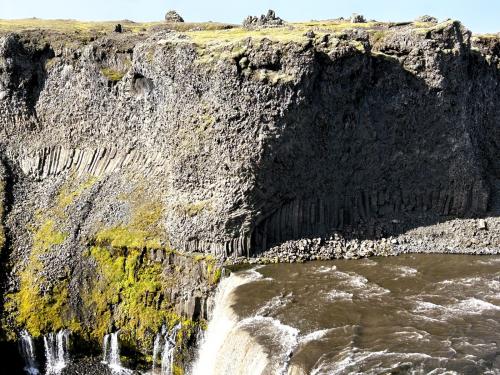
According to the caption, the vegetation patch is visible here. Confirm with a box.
[101,67,127,82]
[95,199,166,250]
[4,177,97,338]
[5,219,72,337]
[84,245,206,363]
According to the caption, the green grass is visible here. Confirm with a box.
[0,18,232,34]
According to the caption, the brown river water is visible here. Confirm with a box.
[192,254,500,375]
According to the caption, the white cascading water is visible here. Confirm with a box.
[152,323,181,375]
[20,330,40,375]
[102,331,132,374]
[102,334,110,363]
[161,323,182,375]
[152,328,163,373]
[190,270,264,375]
[43,330,70,375]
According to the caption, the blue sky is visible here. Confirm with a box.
[1,0,498,33]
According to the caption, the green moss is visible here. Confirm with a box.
[95,200,165,250]
[100,67,126,82]
[85,245,203,358]
[5,177,97,338]
[211,268,222,284]
[7,219,71,337]
[85,246,169,342]
[205,257,222,285]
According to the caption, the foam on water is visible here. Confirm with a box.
[414,297,500,320]
[255,293,293,316]
[310,349,438,375]
[394,265,419,277]
[324,289,353,301]
[299,329,335,345]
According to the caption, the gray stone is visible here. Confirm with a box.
[416,15,439,23]
[243,9,284,28]
[478,219,488,230]
[305,30,316,38]
[165,10,184,23]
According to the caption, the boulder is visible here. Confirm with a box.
[416,15,438,23]
[165,10,184,23]
[305,30,316,38]
[114,24,122,33]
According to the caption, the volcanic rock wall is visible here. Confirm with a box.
[0,20,498,363]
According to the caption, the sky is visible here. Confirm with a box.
[0,0,498,33]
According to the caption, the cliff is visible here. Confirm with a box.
[0,17,499,371]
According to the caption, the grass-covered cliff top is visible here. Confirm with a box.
[1,17,496,45]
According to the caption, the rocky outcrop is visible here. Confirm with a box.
[243,10,284,28]
[350,13,366,23]
[416,15,438,23]
[165,10,184,23]
[0,18,499,372]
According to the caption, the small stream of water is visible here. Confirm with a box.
[20,330,39,375]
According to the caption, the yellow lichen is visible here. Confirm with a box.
[95,200,166,250]
[100,67,127,82]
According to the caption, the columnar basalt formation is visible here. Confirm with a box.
[0,18,498,371]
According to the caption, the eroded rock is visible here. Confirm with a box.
[165,10,184,23]
[243,9,284,28]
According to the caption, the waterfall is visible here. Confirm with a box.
[43,330,70,375]
[102,334,109,363]
[102,331,132,374]
[109,331,121,370]
[190,270,262,375]
[20,330,39,375]
[152,325,166,373]
[152,324,181,375]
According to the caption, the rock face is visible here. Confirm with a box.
[243,9,284,28]
[0,18,499,372]
[165,10,184,23]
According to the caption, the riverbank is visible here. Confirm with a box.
[228,216,500,265]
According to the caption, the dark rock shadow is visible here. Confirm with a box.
[248,40,499,254]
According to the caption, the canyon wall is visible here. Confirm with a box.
[0,19,498,370]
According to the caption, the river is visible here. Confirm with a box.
[192,254,500,374]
